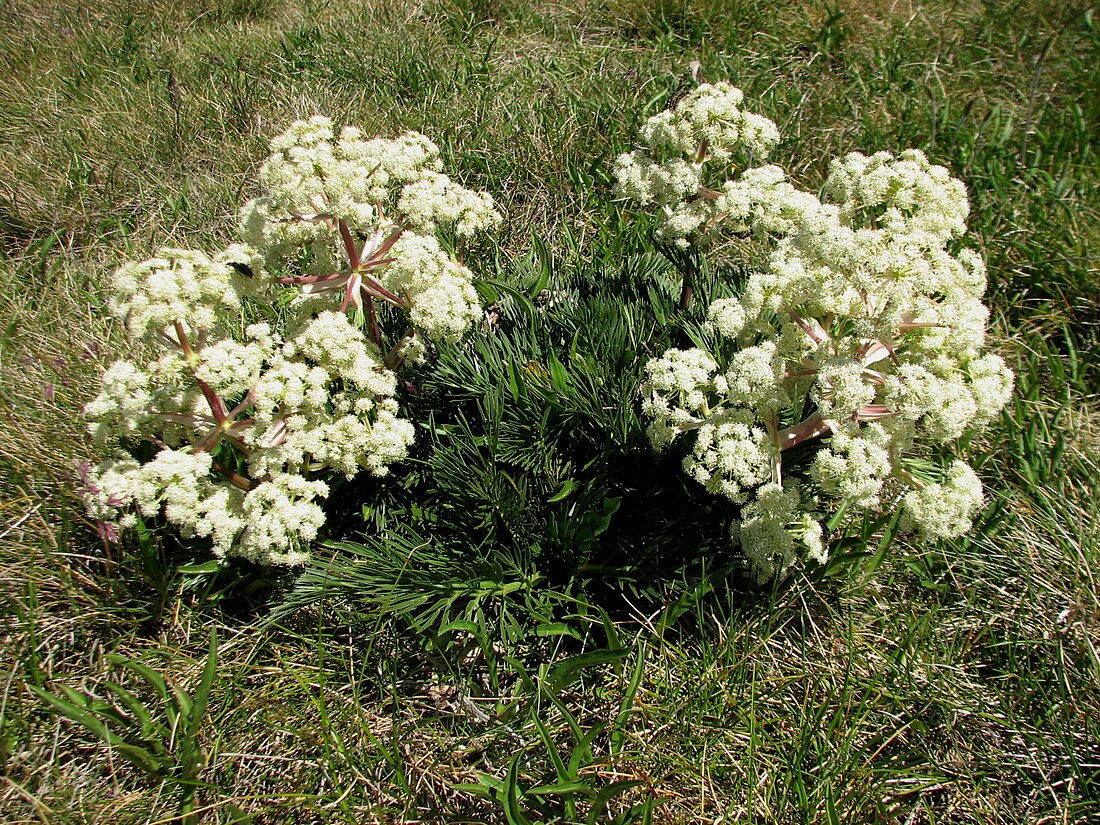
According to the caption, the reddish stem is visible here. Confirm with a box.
[785,368,819,379]
[855,404,893,422]
[338,219,361,268]
[194,377,228,424]
[359,275,407,308]
[174,321,229,423]
[777,413,833,449]
[790,310,829,345]
[366,296,382,348]
[211,460,254,491]
[173,321,195,360]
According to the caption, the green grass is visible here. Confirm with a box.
[2,0,1098,822]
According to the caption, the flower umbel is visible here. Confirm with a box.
[83,118,498,564]
[628,84,1013,581]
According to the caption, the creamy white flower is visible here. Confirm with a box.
[724,341,788,413]
[407,273,483,344]
[735,482,798,582]
[397,171,502,237]
[85,361,153,442]
[237,474,329,565]
[241,119,495,281]
[706,298,746,338]
[629,83,1012,581]
[643,347,718,396]
[284,311,397,396]
[885,364,977,444]
[810,424,892,506]
[80,452,142,524]
[812,358,876,421]
[901,460,984,540]
[825,149,969,240]
[194,338,269,397]
[109,249,249,339]
[966,353,1014,425]
[684,415,775,503]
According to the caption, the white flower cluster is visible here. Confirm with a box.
[630,86,1014,581]
[380,233,484,344]
[82,116,499,565]
[109,246,265,340]
[613,82,780,246]
[239,117,500,346]
[84,307,414,563]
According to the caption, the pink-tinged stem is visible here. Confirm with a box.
[859,338,898,367]
[153,412,211,428]
[679,277,693,312]
[203,392,257,453]
[338,219,361,268]
[276,271,347,285]
[790,310,829,345]
[785,368,819,379]
[358,256,395,272]
[892,465,924,491]
[366,296,382,347]
[859,289,873,314]
[218,432,251,454]
[385,329,418,371]
[368,223,407,263]
[174,321,229,423]
[174,321,196,360]
[339,283,355,314]
[855,404,893,422]
[263,417,289,448]
[359,276,408,308]
[225,389,255,423]
[194,377,228,424]
[211,461,254,491]
[861,368,888,384]
[777,413,833,449]
[192,428,223,453]
[279,211,335,224]
[695,139,710,165]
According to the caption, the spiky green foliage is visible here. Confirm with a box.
[279,227,756,614]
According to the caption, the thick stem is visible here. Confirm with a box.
[694,139,710,165]
[211,460,254,492]
[785,368,820,379]
[174,321,196,362]
[854,404,893,422]
[153,412,212,428]
[776,413,833,450]
[194,377,228,424]
[174,322,229,424]
[789,310,829,346]
[385,329,418,372]
[892,465,925,491]
[861,368,888,384]
[338,218,361,268]
[360,274,407,308]
[366,295,382,348]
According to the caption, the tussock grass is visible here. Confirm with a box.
[1,0,1098,822]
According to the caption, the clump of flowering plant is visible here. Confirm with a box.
[618,83,1014,581]
[82,118,499,564]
